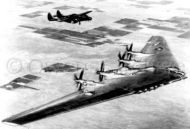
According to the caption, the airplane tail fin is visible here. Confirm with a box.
[47,13,56,21]
[57,10,64,18]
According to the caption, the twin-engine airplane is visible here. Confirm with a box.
[2,36,187,125]
[47,10,92,25]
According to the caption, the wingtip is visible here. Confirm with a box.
[2,119,6,122]
[2,117,13,124]
[87,10,93,14]
[2,116,24,125]
[2,118,20,126]
[1,110,29,125]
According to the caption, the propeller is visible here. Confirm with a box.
[118,51,122,60]
[96,61,104,74]
[118,51,126,67]
[96,61,105,82]
[125,43,133,61]
[126,43,133,52]
[74,69,84,91]
[99,75,104,82]
[127,52,132,61]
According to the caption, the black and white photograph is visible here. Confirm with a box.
[0,0,190,129]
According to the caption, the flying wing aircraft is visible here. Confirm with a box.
[2,36,187,125]
[47,10,92,25]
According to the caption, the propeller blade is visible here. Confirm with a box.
[122,62,125,67]
[126,45,129,51]
[118,52,122,59]
[119,62,125,67]
[74,74,78,81]
[73,70,85,91]
[121,52,126,59]
[126,43,133,52]
[96,61,105,74]
[74,74,80,89]
[78,83,82,91]
[101,61,105,72]
[79,69,84,80]
[127,53,132,61]
[119,62,122,67]
[129,53,132,60]
[129,43,133,51]
[99,75,104,82]
[119,62,121,66]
